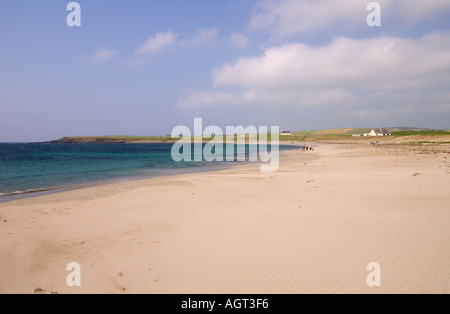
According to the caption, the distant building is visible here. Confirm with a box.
[367,129,391,137]
[281,131,292,136]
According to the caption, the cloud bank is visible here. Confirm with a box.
[249,0,450,36]
[178,32,450,118]
[213,32,450,90]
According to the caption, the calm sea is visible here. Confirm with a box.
[0,143,294,201]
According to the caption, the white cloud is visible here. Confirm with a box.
[249,0,450,36]
[249,0,363,36]
[230,33,250,48]
[178,32,450,114]
[90,48,116,63]
[184,28,218,45]
[135,32,177,55]
[213,32,450,91]
[129,28,217,67]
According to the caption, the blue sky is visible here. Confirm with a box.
[1,0,450,142]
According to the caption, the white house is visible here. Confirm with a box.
[368,129,391,137]
[281,131,292,136]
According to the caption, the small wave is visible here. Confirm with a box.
[0,188,60,196]
[0,191,23,196]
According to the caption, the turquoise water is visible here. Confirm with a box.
[0,143,293,197]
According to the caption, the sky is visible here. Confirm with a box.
[1,0,450,142]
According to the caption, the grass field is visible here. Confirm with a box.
[390,130,450,136]
[54,136,173,143]
[314,128,354,135]
[279,128,450,145]
[53,129,450,145]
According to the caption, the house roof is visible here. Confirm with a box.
[372,129,391,135]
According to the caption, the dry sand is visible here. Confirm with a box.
[0,144,449,294]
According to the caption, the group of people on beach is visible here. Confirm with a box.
[301,145,313,151]
[369,141,380,146]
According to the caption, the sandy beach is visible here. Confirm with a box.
[0,143,449,294]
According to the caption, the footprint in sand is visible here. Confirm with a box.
[109,272,126,294]
[412,173,422,177]
[33,288,58,295]
[112,285,126,293]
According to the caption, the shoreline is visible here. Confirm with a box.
[0,144,301,204]
[0,162,239,204]
[0,187,79,204]
[0,143,448,294]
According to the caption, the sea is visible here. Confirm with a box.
[0,143,296,202]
